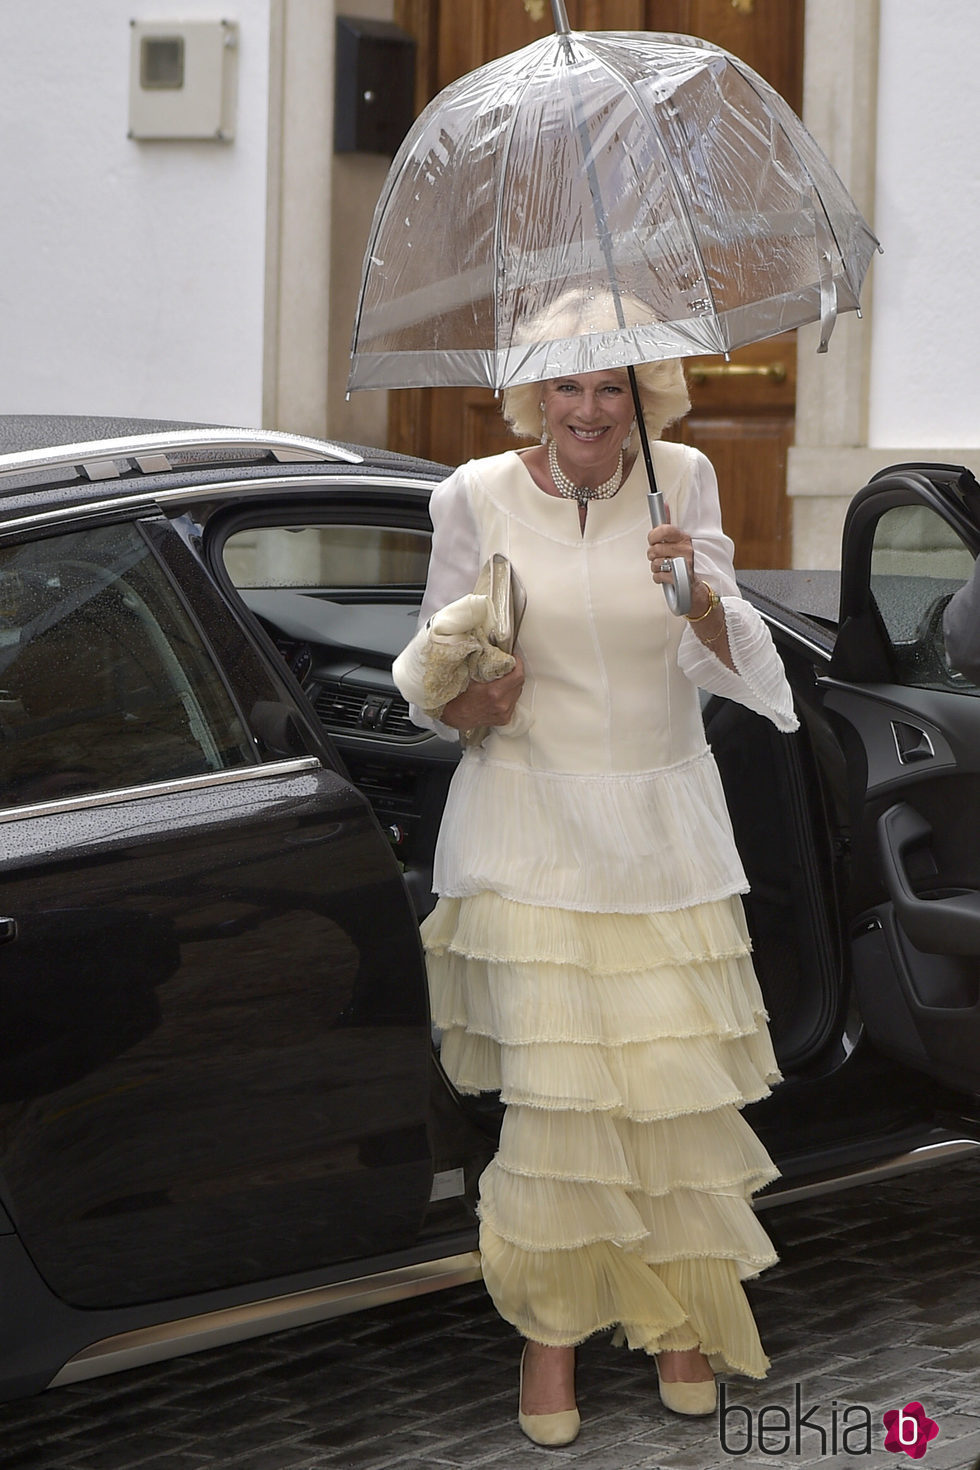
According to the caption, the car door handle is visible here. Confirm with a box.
[891,720,935,765]
[0,917,18,945]
[878,803,980,955]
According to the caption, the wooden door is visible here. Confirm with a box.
[391,0,804,568]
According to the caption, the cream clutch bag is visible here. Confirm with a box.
[458,554,527,747]
[473,552,526,658]
[391,554,526,746]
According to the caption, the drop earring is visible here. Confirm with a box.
[623,417,636,452]
[539,402,549,444]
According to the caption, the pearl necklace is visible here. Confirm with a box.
[548,438,624,506]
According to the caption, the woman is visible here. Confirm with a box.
[394,332,797,1447]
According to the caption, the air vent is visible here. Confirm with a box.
[313,679,421,739]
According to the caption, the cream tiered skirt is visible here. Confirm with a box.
[422,889,781,1378]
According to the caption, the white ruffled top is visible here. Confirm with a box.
[397,444,798,915]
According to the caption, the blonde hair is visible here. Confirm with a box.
[500,289,691,442]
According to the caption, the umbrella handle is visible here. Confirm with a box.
[647,492,692,617]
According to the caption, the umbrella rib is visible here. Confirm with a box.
[349,72,486,362]
[723,58,850,274]
[491,66,541,392]
[580,38,725,347]
[349,122,419,360]
[718,57,870,350]
[559,41,664,492]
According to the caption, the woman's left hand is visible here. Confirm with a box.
[648,515,734,665]
[647,516,695,591]
[647,517,718,623]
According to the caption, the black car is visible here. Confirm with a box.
[1,415,978,1401]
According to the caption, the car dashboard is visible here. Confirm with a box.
[242,588,458,916]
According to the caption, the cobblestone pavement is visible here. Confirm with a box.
[3,1159,979,1470]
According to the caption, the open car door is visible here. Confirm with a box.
[826,464,980,1097]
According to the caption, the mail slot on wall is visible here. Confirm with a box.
[334,16,416,156]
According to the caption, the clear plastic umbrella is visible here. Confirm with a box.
[348,11,878,394]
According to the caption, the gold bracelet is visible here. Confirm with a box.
[685,580,719,622]
[701,620,727,644]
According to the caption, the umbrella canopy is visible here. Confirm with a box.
[348,27,879,394]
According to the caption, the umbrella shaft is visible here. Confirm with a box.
[627,364,659,498]
[550,0,571,34]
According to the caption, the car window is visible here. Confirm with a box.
[223,524,431,590]
[869,503,978,694]
[0,522,255,809]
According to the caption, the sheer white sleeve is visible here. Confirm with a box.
[396,464,482,738]
[676,452,799,733]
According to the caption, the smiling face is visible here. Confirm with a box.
[541,369,634,486]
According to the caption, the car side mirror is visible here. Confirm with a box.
[249,700,307,758]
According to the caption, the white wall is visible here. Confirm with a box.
[868,0,980,447]
[0,0,273,425]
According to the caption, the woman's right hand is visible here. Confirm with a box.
[440,655,525,731]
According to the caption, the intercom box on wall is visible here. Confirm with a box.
[335,16,416,156]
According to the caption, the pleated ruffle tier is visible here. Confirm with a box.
[422,890,781,1379]
[432,750,749,913]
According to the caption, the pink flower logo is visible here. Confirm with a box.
[883,1402,939,1459]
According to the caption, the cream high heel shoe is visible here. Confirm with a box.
[518,1344,581,1447]
[655,1359,717,1417]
